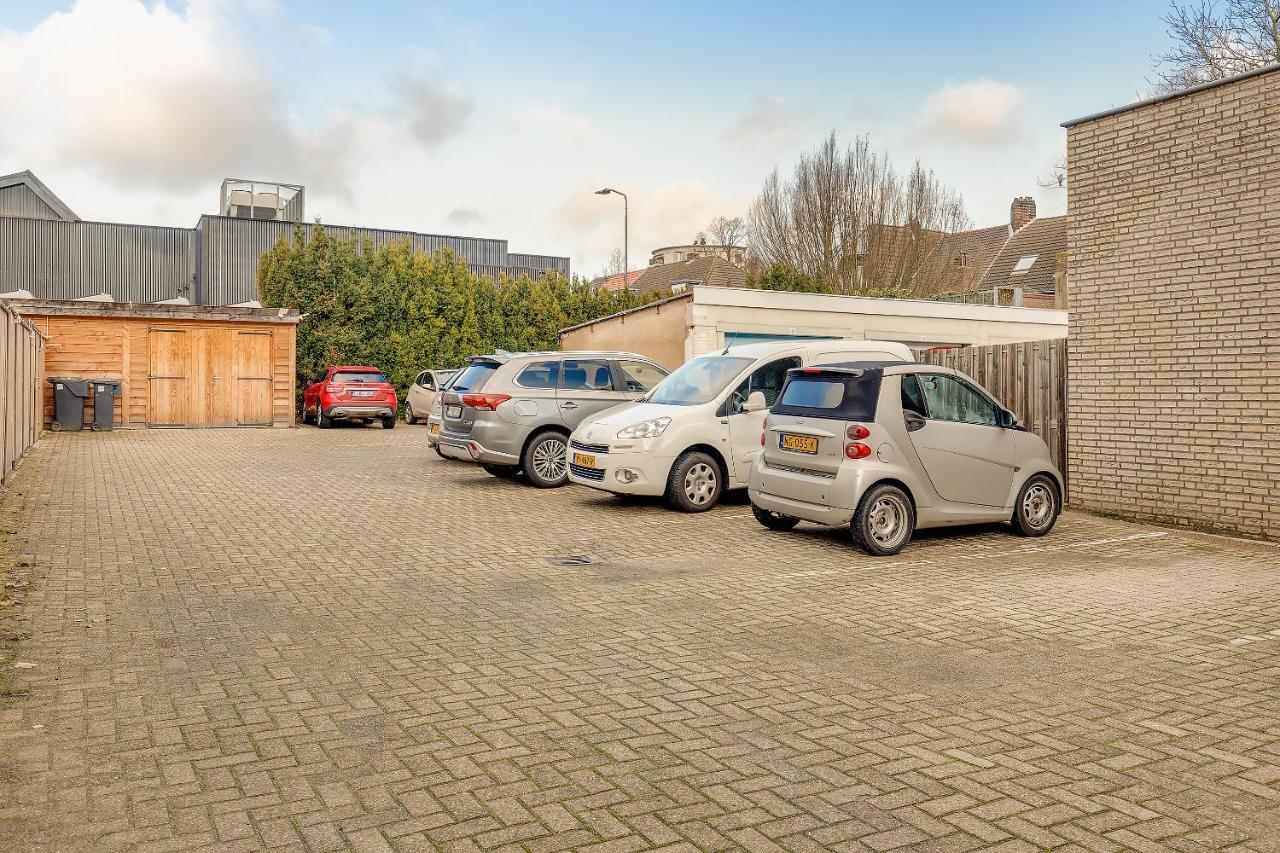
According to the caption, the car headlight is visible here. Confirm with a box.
[617,417,671,439]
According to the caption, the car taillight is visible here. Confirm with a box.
[462,393,511,411]
[846,424,870,440]
[844,442,872,460]
[760,431,766,446]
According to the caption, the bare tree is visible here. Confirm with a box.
[747,132,970,296]
[1037,156,1068,189]
[706,216,747,261]
[1152,1,1280,93]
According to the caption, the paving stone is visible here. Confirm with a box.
[1,428,1279,850]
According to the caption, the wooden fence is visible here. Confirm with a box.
[921,338,1068,492]
[1,298,45,485]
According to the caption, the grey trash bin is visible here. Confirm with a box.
[90,379,122,431]
[47,377,91,432]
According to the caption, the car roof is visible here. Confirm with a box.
[466,350,658,364]
[330,365,383,372]
[715,339,914,360]
[799,362,962,377]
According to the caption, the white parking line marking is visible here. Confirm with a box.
[770,531,1171,579]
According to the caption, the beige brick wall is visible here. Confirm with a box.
[1066,68,1280,540]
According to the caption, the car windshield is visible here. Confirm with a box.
[451,361,499,391]
[646,356,754,406]
[333,371,386,383]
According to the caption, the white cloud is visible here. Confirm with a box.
[552,179,745,273]
[399,74,473,148]
[919,79,1025,143]
[446,206,484,227]
[726,96,798,150]
[0,0,356,194]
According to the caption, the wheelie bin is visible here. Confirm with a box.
[47,377,91,431]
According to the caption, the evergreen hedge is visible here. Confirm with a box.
[256,225,655,412]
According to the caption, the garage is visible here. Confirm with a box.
[15,299,300,428]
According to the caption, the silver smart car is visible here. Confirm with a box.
[437,351,669,487]
[748,362,1063,555]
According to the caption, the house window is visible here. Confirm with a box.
[953,253,969,268]
[1011,255,1038,275]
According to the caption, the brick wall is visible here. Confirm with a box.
[1065,67,1280,540]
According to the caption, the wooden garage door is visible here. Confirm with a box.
[235,331,273,426]
[149,327,275,427]
[148,329,191,427]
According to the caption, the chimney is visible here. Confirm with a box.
[1010,196,1036,231]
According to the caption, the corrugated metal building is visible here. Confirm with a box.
[0,171,571,306]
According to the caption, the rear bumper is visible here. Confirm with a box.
[325,405,394,420]
[749,487,854,527]
[438,434,521,466]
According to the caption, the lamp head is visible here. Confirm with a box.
[595,188,613,195]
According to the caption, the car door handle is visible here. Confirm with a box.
[560,402,578,410]
[904,412,926,432]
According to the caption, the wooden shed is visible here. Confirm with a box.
[15,300,300,429]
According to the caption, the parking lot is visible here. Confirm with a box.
[2,427,1279,852]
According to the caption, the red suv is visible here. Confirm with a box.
[303,365,398,429]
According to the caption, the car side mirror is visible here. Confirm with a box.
[742,391,768,413]
[998,408,1017,428]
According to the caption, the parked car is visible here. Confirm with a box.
[405,368,458,425]
[302,365,398,429]
[437,351,670,487]
[748,362,1062,556]
[566,339,914,511]
[426,369,464,457]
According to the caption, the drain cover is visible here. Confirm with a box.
[545,555,600,566]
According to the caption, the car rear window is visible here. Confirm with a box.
[333,371,386,383]
[451,361,498,391]
[774,372,882,421]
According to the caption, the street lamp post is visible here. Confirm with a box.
[595,187,628,293]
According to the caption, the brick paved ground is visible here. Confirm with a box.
[1,427,1279,852]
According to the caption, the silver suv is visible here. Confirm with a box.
[437,351,669,487]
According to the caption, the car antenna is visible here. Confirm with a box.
[721,332,738,355]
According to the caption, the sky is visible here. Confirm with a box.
[0,0,1175,278]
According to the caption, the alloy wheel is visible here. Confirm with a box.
[532,436,567,483]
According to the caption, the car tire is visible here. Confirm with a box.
[302,406,315,425]
[1011,474,1059,537]
[404,404,417,425]
[382,415,396,430]
[851,483,915,557]
[522,431,569,488]
[751,503,800,531]
[666,451,723,512]
[316,407,331,429]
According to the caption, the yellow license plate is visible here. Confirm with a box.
[573,452,597,467]
[429,423,441,434]
[779,433,819,454]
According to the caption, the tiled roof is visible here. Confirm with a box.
[627,256,747,295]
[592,270,643,292]
[976,216,1067,294]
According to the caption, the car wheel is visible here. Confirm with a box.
[316,407,331,429]
[302,405,314,425]
[666,451,723,512]
[382,415,396,430]
[404,404,416,425]
[522,431,568,488]
[851,483,915,556]
[751,503,800,531]
[1011,474,1059,537]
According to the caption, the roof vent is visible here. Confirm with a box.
[219,178,304,222]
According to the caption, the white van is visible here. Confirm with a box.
[566,339,915,511]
